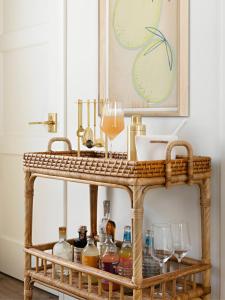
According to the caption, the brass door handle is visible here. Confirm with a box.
[28,113,57,133]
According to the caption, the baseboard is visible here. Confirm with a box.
[0,236,58,296]
[0,236,24,280]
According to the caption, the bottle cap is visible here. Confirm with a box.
[59,226,67,234]
[123,225,131,241]
[103,200,110,207]
[78,225,87,233]
[129,115,146,131]
[132,115,142,124]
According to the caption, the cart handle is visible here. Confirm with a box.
[165,140,193,187]
[48,137,73,152]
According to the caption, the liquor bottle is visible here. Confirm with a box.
[117,226,133,277]
[97,227,107,263]
[142,229,160,278]
[101,235,119,291]
[117,226,133,295]
[53,227,73,276]
[74,225,87,263]
[81,237,99,283]
[99,200,116,241]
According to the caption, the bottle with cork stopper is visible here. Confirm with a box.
[127,115,146,160]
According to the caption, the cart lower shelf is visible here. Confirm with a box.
[25,246,211,300]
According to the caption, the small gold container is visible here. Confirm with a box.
[127,115,146,161]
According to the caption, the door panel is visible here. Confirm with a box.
[0,3,66,294]
[3,0,50,33]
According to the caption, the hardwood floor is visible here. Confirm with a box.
[0,273,58,300]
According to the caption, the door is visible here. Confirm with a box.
[0,0,67,289]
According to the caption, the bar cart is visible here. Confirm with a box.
[23,137,211,300]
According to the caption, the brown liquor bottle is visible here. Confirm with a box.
[74,225,87,263]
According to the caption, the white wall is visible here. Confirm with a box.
[67,1,221,299]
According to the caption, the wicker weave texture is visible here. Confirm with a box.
[24,139,212,300]
[23,151,211,178]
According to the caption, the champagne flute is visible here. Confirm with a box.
[100,100,125,158]
[151,223,174,299]
[172,222,191,267]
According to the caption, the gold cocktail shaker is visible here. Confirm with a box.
[127,115,146,161]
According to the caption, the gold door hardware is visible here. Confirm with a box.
[29,113,57,133]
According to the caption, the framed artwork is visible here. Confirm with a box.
[98,0,189,116]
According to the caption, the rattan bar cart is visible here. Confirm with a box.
[23,138,211,300]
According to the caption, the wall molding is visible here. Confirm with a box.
[219,0,225,299]
[0,24,49,52]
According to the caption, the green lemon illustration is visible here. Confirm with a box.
[133,30,175,103]
[113,0,162,49]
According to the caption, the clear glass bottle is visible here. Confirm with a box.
[101,235,119,291]
[74,225,87,263]
[117,226,133,278]
[97,227,107,263]
[117,226,133,295]
[53,227,73,276]
[81,238,99,283]
[142,229,160,278]
[99,200,116,241]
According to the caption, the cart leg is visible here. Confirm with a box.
[131,185,145,300]
[24,172,35,300]
[199,178,211,300]
[24,267,33,300]
[90,185,98,237]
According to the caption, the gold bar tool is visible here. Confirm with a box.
[76,99,85,156]
[127,115,146,160]
[83,99,94,148]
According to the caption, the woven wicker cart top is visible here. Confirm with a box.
[23,138,211,187]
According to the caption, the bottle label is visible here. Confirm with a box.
[102,261,119,291]
[102,261,118,274]
[82,255,99,268]
[74,247,83,263]
[119,257,132,268]
[117,257,133,278]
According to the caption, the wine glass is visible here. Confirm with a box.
[151,223,174,299]
[171,222,191,290]
[100,100,125,158]
[172,222,191,267]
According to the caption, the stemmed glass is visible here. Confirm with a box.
[172,222,191,268]
[151,223,174,299]
[100,100,125,158]
[172,222,191,290]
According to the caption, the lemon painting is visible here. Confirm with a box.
[113,0,162,49]
[103,0,189,115]
[132,27,175,103]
